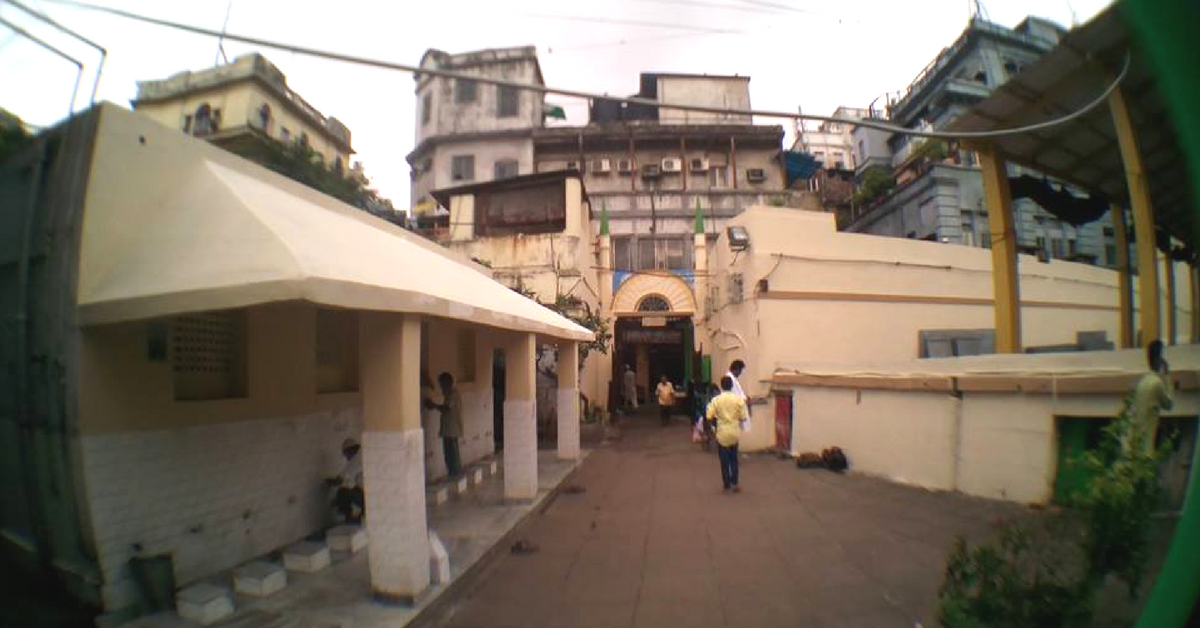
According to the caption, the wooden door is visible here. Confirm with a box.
[774,393,793,452]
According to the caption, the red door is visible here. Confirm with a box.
[774,393,793,452]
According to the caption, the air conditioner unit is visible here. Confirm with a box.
[746,168,767,182]
[565,160,579,171]
[641,164,662,178]
[593,158,611,173]
[690,158,709,173]
[617,159,633,174]
[661,158,682,173]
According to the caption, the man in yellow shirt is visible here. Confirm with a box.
[707,375,748,492]
[1130,339,1173,452]
[656,375,675,426]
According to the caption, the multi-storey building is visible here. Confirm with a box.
[792,106,868,170]
[843,17,1118,267]
[413,47,809,407]
[133,53,355,175]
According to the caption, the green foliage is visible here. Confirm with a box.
[509,282,612,370]
[852,165,895,206]
[249,138,392,213]
[938,398,1168,627]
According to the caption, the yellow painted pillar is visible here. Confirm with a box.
[1164,254,1177,344]
[694,232,708,320]
[597,215,614,411]
[557,340,580,460]
[503,332,538,499]
[1111,204,1134,348]
[978,144,1022,353]
[1109,86,1160,346]
[359,312,428,602]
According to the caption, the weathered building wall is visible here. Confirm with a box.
[412,137,535,204]
[707,206,1194,451]
[77,302,363,611]
[656,76,751,124]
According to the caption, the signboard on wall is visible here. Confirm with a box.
[624,329,682,344]
[641,316,667,327]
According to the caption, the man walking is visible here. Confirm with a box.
[655,375,675,426]
[433,372,463,477]
[707,375,748,493]
[726,359,750,432]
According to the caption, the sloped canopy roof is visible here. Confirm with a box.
[76,104,592,342]
[947,5,1195,251]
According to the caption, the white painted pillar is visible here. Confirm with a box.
[557,340,580,460]
[504,332,538,500]
[359,312,429,604]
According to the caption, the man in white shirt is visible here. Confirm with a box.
[726,360,750,431]
[622,364,639,411]
[327,437,364,524]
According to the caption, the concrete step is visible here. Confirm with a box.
[233,561,287,598]
[467,466,484,487]
[451,475,469,496]
[282,541,331,573]
[327,525,368,554]
[176,583,234,626]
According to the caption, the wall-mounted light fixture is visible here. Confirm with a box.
[727,225,750,251]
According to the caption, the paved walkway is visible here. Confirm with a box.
[439,410,1028,628]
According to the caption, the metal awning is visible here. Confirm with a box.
[947,5,1195,251]
[76,104,593,342]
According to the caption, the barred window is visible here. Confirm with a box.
[172,310,247,401]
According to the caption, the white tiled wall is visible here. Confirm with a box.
[423,388,494,481]
[80,406,362,611]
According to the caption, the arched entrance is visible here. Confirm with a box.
[611,273,698,412]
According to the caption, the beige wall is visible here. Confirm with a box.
[135,81,351,168]
[656,76,752,124]
[78,301,359,434]
[707,207,1195,451]
[782,348,1200,504]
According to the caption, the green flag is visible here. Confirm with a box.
[544,105,567,120]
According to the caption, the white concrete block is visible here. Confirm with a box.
[233,561,286,597]
[452,476,469,496]
[327,525,368,553]
[503,400,538,500]
[282,541,331,573]
[469,467,484,486]
[489,460,498,476]
[427,485,450,506]
[428,531,451,584]
[176,583,234,626]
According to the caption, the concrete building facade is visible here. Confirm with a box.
[792,105,867,170]
[843,17,1118,268]
[133,53,355,174]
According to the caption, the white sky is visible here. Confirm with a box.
[1,0,1113,205]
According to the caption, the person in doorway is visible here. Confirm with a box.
[622,364,639,411]
[1130,339,1173,452]
[707,376,748,493]
[726,359,750,432]
[433,372,463,477]
[326,437,364,524]
[656,375,676,426]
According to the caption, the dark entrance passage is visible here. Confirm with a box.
[612,315,694,410]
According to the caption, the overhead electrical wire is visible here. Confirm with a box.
[37,0,1131,141]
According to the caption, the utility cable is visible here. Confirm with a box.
[40,0,1131,141]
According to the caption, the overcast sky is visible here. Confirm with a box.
[2,0,1112,205]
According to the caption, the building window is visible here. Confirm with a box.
[456,78,477,104]
[636,295,671,312]
[333,157,344,176]
[497,85,519,117]
[858,139,865,161]
[1105,244,1118,267]
[638,239,656,270]
[422,93,432,125]
[709,165,728,188]
[494,159,519,180]
[182,114,192,133]
[1051,238,1065,258]
[451,155,475,182]
[664,239,685,270]
[814,151,825,164]
[280,126,290,142]
[258,103,271,131]
[299,132,310,148]
[316,308,358,393]
[613,237,631,270]
[172,310,247,401]
[193,103,216,136]
[981,231,992,249]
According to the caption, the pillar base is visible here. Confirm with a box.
[363,429,430,601]
[503,399,538,499]
[556,387,580,460]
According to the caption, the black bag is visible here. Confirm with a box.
[821,446,848,472]
[796,452,824,468]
